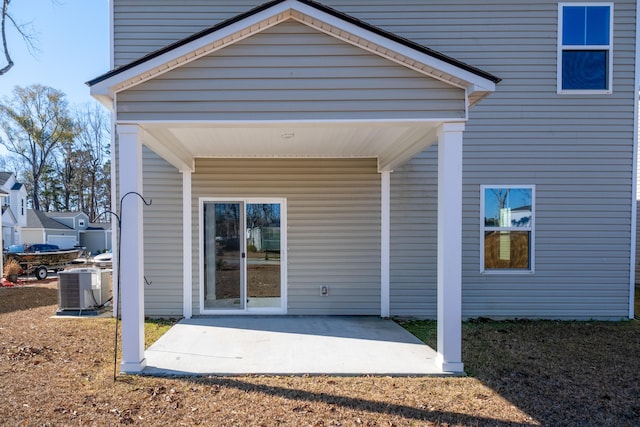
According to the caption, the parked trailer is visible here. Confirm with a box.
[4,249,81,279]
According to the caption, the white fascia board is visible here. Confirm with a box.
[120,118,455,127]
[91,0,494,103]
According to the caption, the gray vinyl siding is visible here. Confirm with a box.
[113,1,263,66]
[457,1,635,319]
[192,158,381,315]
[142,147,184,316]
[116,21,465,122]
[384,0,633,319]
[112,0,636,319]
[390,147,438,317]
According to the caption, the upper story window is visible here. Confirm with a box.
[558,3,612,93]
[78,219,85,227]
[481,186,535,273]
[21,199,24,216]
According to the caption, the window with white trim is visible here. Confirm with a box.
[558,3,612,93]
[481,186,534,272]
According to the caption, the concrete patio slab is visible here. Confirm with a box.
[143,316,449,376]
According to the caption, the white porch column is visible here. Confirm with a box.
[117,124,146,373]
[381,170,391,317]
[182,170,193,319]
[436,122,465,373]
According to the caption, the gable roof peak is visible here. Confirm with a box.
[88,0,498,106]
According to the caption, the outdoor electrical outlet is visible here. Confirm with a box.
[320,285,329,296]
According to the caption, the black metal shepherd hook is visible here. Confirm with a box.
[94,191,152,382]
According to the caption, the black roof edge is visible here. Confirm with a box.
[87,0,500,87]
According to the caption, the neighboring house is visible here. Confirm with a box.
[1,205,17,247]
[0,172,27,248]
[88,0,639,373]
[22,210,111,253]
[81,222,113,255]
[22,210,78,249]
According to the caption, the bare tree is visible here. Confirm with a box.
[53,138,77,211]
[1,0,38,76]
[96,159,111,216]
[0,84,77,210]
[490,189,510,212]
[0,0,14,75]
[74,103,109,219]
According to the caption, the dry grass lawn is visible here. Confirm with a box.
[1,281,639,426]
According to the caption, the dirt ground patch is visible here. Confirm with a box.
[1,282,639,426]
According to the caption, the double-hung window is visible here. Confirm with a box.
[558,3,612,93]
[481,186,535,273]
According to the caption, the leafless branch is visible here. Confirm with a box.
[6,12,39,55]
[0,0,13,75]
[1,0,41,76]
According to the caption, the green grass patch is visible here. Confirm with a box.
[395,319,437,348]
[144,317,178,348]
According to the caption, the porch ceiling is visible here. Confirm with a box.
[138,120,441,172]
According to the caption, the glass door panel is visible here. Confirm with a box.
[203,202,244,310]
[246,203,281,308]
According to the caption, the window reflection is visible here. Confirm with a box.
[482,187,534,271]
[484,188,532,228]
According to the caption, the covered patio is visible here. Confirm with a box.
[88,0,498,375]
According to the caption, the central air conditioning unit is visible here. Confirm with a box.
[58,268,112,310]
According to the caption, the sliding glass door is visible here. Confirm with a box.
[246,203,281,308]
[202,199,284,313]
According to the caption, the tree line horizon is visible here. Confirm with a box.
[0,84,111,221]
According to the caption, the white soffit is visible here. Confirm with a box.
[137,120,442,172]
[89,0,496,106]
